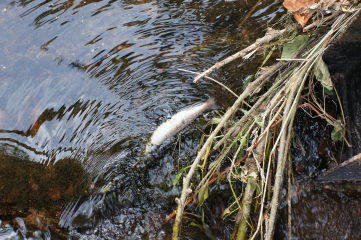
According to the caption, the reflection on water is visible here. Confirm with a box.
[4,0,354,239]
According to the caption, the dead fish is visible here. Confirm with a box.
[144,97,220,155]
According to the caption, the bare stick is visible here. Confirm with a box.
[178,68,252,108]
[179,68,239,98]
[193,29,289,83]
[239,0,262,26]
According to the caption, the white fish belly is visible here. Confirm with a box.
[150,103,209,145]
[144,98,217,154]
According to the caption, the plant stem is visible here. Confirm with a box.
[288,153,292,240]
[237,158,258,240]
[265,61,311,240]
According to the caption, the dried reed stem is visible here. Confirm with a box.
[265,61,311,240]
[194,29,289,83]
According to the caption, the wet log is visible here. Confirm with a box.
[316,153,361,182]
[319,11,361,183]
[323,10,361,160]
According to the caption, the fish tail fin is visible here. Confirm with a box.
[207,97,222,110]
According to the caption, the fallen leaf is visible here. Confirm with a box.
[314,58,333,91]
[208,117,221,125]
[47,188,60,201]
[331,120,344,142]
[198,182,209,207]
[283,0,333,27]
[281,35,310,59]
[283,0,317,12]
[293,12,311,27]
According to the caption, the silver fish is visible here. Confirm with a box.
[145,97,219,154]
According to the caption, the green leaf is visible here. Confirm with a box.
[323,87,334,96]
[204,185,209,201]
[331,120,344,142]
[293,136,297,148]
[281,35,310,59]
[315,58,333,91]
[188,222,203,231]
[197,134,205,152]
[243,75,253,89]
[173,170,183,186]
[208,160,218,170]
[203,142,212,164]
[198,183,209,207]
[255,116,264,127]
[240,109,248,115]
[208,117,221,125]
[240,136,247,147]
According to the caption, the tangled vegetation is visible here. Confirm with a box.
[167,2,361,239]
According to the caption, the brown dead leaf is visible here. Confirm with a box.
[294,12,311,27]
[283,0,317,12]
[283,0,334,27]
[47,188,60,201]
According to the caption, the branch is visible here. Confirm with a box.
[236,158,258,240]
[178,68,252,108]
[193,29,289,83]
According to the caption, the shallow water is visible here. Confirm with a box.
[0,0,358,239]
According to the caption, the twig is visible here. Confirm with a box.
[303,11,341,32]
[298,103,351,147]
[239,0,262,26]
[178,68,252,108]
[193,29,290,83]
[178,68,238,97]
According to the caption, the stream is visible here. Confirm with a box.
[0,0,360,239]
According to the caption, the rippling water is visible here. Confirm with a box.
[3,0,355,239]
[0,0,284,164]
